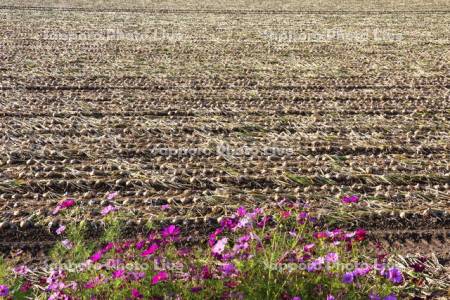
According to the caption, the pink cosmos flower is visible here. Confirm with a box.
[56,225,66,235]
[131,288,143,299]
[303,243,315,252]
[102,242,114,253]
[212,237,228,255]
[342,195,359,204]
[85,275,105,289]
[61,239,73,250]
[353,266,372,277]
[257,215,272,228]
[325,252,339,263]
[151,271,168,285]
[281,211,291,219]
[101,205,118,216]
[107,191,118,200]
[52,199,75,215]
[141,243,159,257]
[13,265,31,276]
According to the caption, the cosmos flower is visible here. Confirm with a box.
[387,267,403,284]
[55,225,66,235]
[353,266,371,277]
[325,252,339,263]
[101,205,118,216]
[0,285,8,296]
[151,271,169,285]
[141,243,159,257]
[13,265,31,276]
[112,269,125,279]
[52,199,76,215]
[313,231,328,239]
[354,228,367,241]
[162,225,181,239]
[342,272,355,284]
[131,288,143,299]
[341,195,359,204]
[221,263,237,277]
[135,240,145,250]
[90,250,103,262]
[212,237,228,255]
[85,275,105,289]
[280,210,291,219]
[307,257,325,272]
[303,243,315,252]
[209,228,223,247]
[256,215,272,228]
[107,191,118,200]
[236,206,247,217]
[61,239,73,250]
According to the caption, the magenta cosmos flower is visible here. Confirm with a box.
[162,225,181,239]
[141,243,159,257]
[151,271,169,285]
[52,199,76,215]
[131,288,143,299]
[90,250,104,262]
[112,269,126,279]
[342,195,359,204]
[236,206,247,217]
